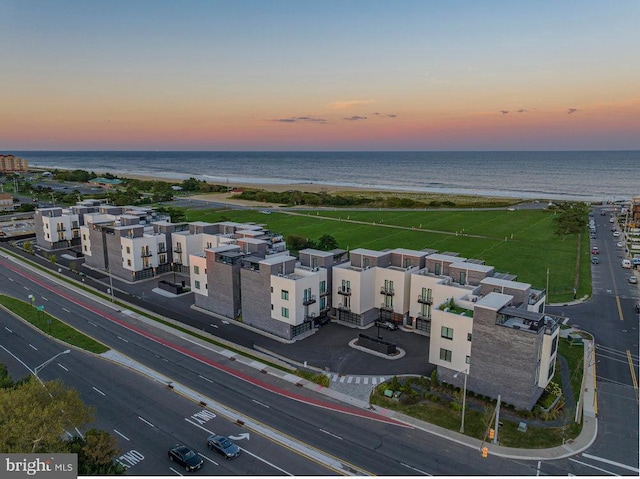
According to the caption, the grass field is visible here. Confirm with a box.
[183,205,590,303]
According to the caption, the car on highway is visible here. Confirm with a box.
[630,276,638,285]
[168,445,204,472]
[207,435,240,459]
[375,319,399,330]
[591,246,599,254]
[591,256,599,264]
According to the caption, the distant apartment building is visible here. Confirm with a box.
[0,154,28,173]
[0,193,14,212]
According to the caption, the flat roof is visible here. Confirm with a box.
[427,253,466,262]
[238,237,266,244]
[476,292,512,310]
[450,261,494,273]
[500,306,544,322]
[391,247,428,257]
[482,276,530,290]
[350,248,388,257]
[260,254,297,265]
[299,248,333,257]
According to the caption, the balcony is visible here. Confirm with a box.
[380,302,394,312]
[416,313,431,321]
[56,226,66,232]
[337,303,351,312]
[337,287,351,296]
[380,286,395,296]
[173,246,183,253]
[158,245,167,253]
[304,312,316,322]
[417,295,433,305]
[140,250,153,258]
[303,295,317,306]
[320,289,330,297]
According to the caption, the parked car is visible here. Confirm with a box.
[207,435,240,459]
[630,276,638,285]
[617,241,624,247]
[168,445,203,472]
[375,319,399,330]
[591,246,599,254]
[591,256,599,264]
[613,231,621,237]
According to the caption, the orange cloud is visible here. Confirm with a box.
[329,99,374,110]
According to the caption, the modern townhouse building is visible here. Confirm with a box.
[333,247,429,327]
[79,205,171,281]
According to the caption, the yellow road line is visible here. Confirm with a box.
[616,296,624,321]
[627,349,638,403]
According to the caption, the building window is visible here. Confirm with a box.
[281,307,289,318]
[194,265,200,274]
[467,333,472,342]
[127,259,131,266]
[195,280,200,289]
[434,263,441,275]
[83,234,86,240]
[465,356,470,364]
[439,348,452,362]
[548,361,555,380]
[126,246,130,254]
[441,326,454,340]
[281,290,289,300]
[320,280,326,294]
[551,336,558,356]
[271,286,273,293]
[83,245,87,251]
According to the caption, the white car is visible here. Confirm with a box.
[617,241,624,247]
[613,231,621,237]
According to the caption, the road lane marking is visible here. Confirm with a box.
[62,308,70,313]
[92,386,105,396]
[582,453,640,473]
[113,429,130,441]
[568,458,619,476]
[616,296,623,320]
[168,466,182,475]
[627,350,638,403]
[198,453,218,466]
[198,374,215,383]
[138,416,156,428]
[401,462,432,476]
[117,336,129,343]
[537,460,541,476]
[319,429,342,440]
[4,326,12,332]
[252,399,270,408]
[57,363,68,371]
[29,344,37,350]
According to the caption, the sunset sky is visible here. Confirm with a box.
[2,0,639,151]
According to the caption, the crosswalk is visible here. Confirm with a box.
[330,374,388,386]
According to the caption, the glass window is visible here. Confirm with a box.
[441,326,454,340]
[194,265,200,274]
[467,333,472,342]
[195,280,200,289]
[439,348,452,362]
[281,307,289,318]
[465,355,471,364]
[281,290,289,300]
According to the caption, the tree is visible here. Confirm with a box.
[67,429,125,475]
[0,378,94,453]
[317,234,339,251]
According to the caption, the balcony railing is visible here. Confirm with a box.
[380,303,393,312]
[337,303,350,312]
[303,295,317,306]
[304,312,316,322]
[380,287,394,296]
[337,287,351,296]
[158,245,167,253]
[417,295,433,304]
[174,246,183,253]
[416,313,431,321]
[320,289,330,297]
[141,250,153,258]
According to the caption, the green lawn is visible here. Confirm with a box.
[183,206,588,302]
[0,295,109,354]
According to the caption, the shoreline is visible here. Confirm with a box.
[28,165,618,203]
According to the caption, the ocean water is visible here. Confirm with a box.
[12,150,639,202]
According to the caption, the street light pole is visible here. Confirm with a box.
[454,367,468,434]
[33,349,71,390]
